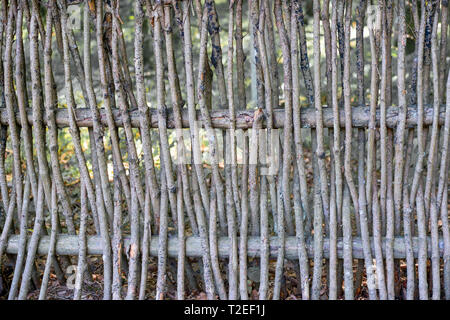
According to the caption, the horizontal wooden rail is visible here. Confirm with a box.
[5,235,444,259]
[0,105,445,129]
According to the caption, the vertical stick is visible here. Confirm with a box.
[39,184,58,300]
[257,2,269,299]
[312,0,330,236]
[3,0,23,218]
[416,184,429,300]
[402,131,415,299]
[226,0,239,300]
[156,160,169,300]
[291,2,311,299]
[112,167,123,300]
[8,176,30,300]
[176,169,185,300]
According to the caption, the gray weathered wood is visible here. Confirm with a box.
[5,234,445,259]
[0,106,444,129]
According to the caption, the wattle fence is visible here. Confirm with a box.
[0,0,449,300]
